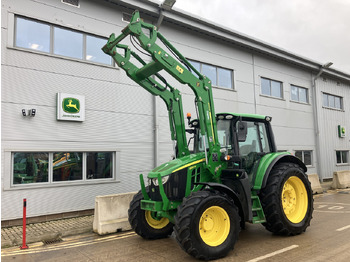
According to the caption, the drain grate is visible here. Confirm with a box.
[43,238,63,245]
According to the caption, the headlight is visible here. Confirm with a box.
[152,175,170,186]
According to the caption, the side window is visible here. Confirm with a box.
[217,120,232,151]
[238,122,271,156]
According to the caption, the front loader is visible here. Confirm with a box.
[102,11,313,260]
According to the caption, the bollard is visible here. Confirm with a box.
[20,198,28,250]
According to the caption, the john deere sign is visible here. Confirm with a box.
[338,125,346,138]
[57,93,85,121]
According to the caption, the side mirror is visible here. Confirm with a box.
[237,121,247,142]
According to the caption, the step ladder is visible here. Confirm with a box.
[251,192,266,224]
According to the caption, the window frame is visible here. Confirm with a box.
[9,151,119,189]
[294,150,313,167]
[260,77,284,99]
[336,150,349,165]
[322,92,343,110]
[290,85,309,104]
[13,15,113,66]
[188,59,235,90]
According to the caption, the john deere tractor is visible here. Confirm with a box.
[103,11,313,260]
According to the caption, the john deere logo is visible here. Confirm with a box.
[63,98,80,113]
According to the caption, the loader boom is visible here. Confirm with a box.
[102,11,222,176]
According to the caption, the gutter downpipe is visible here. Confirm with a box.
[153,1,176,167]
[312,62,333,182]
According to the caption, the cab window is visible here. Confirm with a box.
[238,121,270,155]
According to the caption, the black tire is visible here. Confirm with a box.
[128,190,173,239]
[174,190,240,260]
[259,163,313,235]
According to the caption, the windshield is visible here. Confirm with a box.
[195,119,233,154]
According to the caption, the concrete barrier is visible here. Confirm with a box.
[93,192,136,235]
[308,173,323,194]
[332,170,350,189]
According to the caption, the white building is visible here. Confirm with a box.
[2,0,349,223]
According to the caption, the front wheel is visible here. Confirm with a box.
[128,190,173,239]
[259,163,313,235]
[174,190,240,260]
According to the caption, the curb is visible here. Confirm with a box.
[1,216,93,249]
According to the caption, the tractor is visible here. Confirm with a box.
[102,11,313,260]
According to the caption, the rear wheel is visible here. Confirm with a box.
[128,190,173,239]
[174,190,240,260]
[259,163,313,235]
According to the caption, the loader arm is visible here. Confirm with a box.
[102,11,222,176]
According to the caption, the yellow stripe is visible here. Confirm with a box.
[172,158,205,173]
[208,103,215,144]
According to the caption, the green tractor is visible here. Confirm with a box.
[103,11,313,260]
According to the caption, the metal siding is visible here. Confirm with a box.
[316,78,350,179]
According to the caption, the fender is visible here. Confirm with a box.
[253,153,307,191]
[196,182,250,225]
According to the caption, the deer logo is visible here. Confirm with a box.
[63,97,80,113]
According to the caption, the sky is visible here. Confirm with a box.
[169,0,350,74]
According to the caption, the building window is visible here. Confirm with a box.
[261,78,283,98]
[87,152,113,179]
[323,93,343,110]
[291,85,308,103]
[15,18,50,53]
[336,151,348,164]
[62,0,80,7]
[295,150,312,166]
[53,27,83,59]
[12,152,115,186]
[189,60,233,89]
[13,153,49,184]
[53,152,83,181]
[14,16,112,65]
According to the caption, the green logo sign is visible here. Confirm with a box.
[62,98,80,114]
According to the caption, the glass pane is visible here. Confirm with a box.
[295,151,302,161]
[15,17,50,53]
[341,151,348,163]
[328,95,335,108]
[86,152,113,179]
[336,151,341,164]
[303,151,312,165]
[53,152,82,181]
[217,120,232,152]
[299,87,308,103]
[238,122,259,155]
[217,68,232,89]
[13,153,48,184]
[334,97,341,109]
[290,85,298,101]
[190,60,200,73]
[261,78,270,96]
[202,64,217,86]
[86,35,111,65]
[322,94,328,107]
[258,123,271,153]
[54,27,83,59]
[271,80,282,98]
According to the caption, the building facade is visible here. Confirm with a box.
[2,0,349,221]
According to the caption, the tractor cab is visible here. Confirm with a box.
[188,113,276,176]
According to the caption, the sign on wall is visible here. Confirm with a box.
[57,93,85,121]
[338,125,346,138]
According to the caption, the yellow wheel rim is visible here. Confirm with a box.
[145,211,169,229]
[199,206,230,247]
[282,176,308,223]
